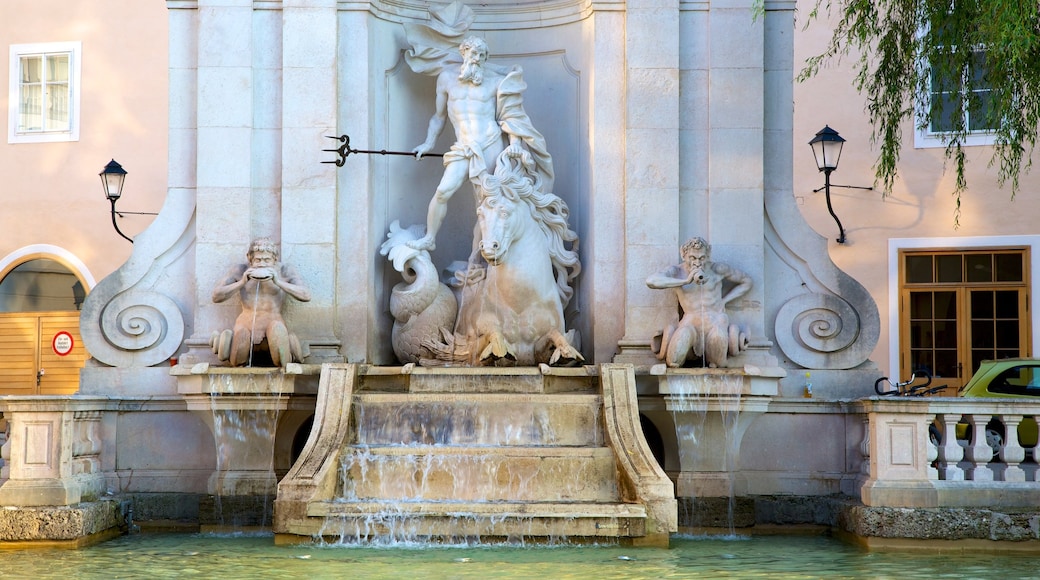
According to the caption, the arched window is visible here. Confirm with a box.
[0,258,84,312]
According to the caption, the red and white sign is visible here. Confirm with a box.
[52,331,74,356]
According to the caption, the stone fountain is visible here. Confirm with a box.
[275,363,675,544]
[49,0,884,547]
[274,4,674,543]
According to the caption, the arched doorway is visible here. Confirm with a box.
[0,256,89,394]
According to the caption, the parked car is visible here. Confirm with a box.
[955,358,1040,451]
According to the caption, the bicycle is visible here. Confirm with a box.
[874,370,946,397]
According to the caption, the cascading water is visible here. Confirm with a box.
[300,368,641,546]
[665,364,748,536]
[206,372,285,531]
[248,282,260,367]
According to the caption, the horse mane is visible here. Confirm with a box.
[480,161,581,306]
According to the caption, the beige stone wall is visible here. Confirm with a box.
[793,0,1040,378]
[0,0,168,283]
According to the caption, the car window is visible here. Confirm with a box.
[990,365,1040,396]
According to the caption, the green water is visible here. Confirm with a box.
[0,532,1034,579]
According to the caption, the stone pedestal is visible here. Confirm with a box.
[174,364,319,496]
[655,366,781,498]
[0,398,114,507]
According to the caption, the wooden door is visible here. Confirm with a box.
[0,312,84,395]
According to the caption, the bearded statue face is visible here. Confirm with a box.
[459,38,488,85]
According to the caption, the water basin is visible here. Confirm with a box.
[0,532,1035,579]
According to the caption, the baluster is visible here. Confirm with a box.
[860,416,870,477]
[936,413,964,480]
[1001,414,1026,482]
[925,416,938,480]
[1031,420,1040,482]
[965,414,995,481]
[0,415,8,481]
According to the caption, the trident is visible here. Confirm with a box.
[322,134,443,167]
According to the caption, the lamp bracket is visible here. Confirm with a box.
[812,183,874,194]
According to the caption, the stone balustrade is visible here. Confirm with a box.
[0,397,116,507]
[856,397,1040,508]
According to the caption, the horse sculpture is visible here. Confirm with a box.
[384,154,582,366]
[454,156,583,365]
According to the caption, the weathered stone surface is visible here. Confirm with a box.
[123,492,202,523]
[678,496,756,529]
[754,495,840,527]
[680,495,1040,544]
[200,494,275,529]
[0,500,123,542]
[838,504,1040,542]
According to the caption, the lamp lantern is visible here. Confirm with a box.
[100,159,127,201]
[809,125,845,172]
[99,159,133,243]
[808,126,848,244]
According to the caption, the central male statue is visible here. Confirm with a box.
[407,35,553,252]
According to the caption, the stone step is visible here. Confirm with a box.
[353,392,604,447]
[339,446,620,503]
[307,501,647,539]
[357,365,599,394]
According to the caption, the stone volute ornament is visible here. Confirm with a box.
[646,237,751,368]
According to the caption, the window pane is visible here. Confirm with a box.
[909,292,933,319]
[972,320,994,348]
[972,350,990,372]
[18,84,42,132]
[46,54,69,82]
[905,255,934,283]
[930,91,960,133]
[929,62,962,133]
[934,320,958,348]
[911,350,933,375]
[970,290,994,319]
[936,255,962,283]
[20,56,41,83]
[965,254,992,282]
[46,82,70,131]
[995,290,1018,318]
[970,51,989,85]
[910,320,933,348]
[969,88,996,132]
[995,320,1020,349]
[935,350,959,378]
[934,291,957,319]
[1023,367,1040,387]
[994,253,1023,282]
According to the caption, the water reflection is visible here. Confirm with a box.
[0,532,1031,579]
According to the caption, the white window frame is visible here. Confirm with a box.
[8,42,81,144]
[888,235,1040,382]
[913,18,996,150]
[914,72,998,149]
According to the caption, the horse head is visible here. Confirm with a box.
[477,189,522,265]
